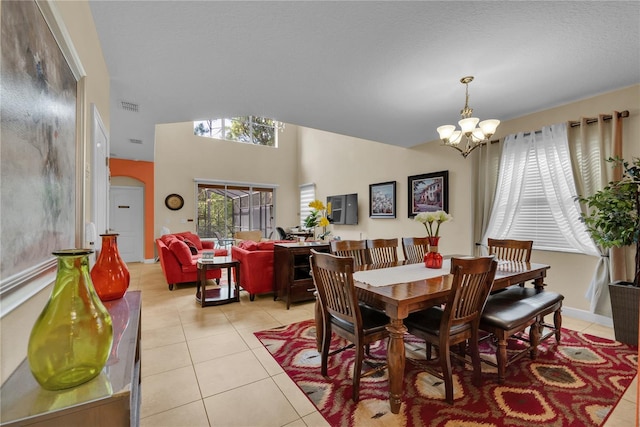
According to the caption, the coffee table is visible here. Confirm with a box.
[196,256,240,307]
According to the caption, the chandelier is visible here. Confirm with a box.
[437,76,500,158]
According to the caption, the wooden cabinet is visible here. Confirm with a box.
[1,291,142,427]
[274,242,330,309]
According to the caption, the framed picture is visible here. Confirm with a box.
[0,1,83,313]
[369,181,396,218]
[408,171,449,217]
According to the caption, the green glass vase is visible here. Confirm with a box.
[28,249,114,390]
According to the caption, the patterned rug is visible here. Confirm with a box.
[255,319,638,427]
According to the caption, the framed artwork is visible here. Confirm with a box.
[408,171,449,217]
[0,1,82,312]
[369,181,396,219]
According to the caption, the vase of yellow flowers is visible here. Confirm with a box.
[414,210,452,268]
[305,199,332,240]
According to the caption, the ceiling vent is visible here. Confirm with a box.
[121,101,139,112]
[129,138,143,144]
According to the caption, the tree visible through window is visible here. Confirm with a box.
[194,116,281,147]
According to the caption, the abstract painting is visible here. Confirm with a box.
[1,1,78,297]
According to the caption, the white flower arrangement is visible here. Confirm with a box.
[414,210,452,237]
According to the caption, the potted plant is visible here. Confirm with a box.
[579,157,639,345]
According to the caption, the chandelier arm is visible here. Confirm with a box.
[464,140,487,156]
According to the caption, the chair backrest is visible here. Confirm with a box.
[442,256,498,332]
[366,238,399,264]
[401,237,430,263]
[310,250,362,329]
[330,240,372,266]
[487,238,533,262]
[276,227,288,240]
[234,230,263,242]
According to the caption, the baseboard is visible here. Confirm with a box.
[144,258,156,264]
[562,306,613,328]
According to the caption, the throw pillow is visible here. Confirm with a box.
[168,240,193,265]
[179,232,203,250]
[238,240,258,251]
[257,241,275,251]
[183,239,198,255]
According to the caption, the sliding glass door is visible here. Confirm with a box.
[196,182,275,241]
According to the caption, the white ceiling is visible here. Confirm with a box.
[88,1,640,162]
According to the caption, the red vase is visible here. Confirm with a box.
[91,233,130,301]
[424,236,443,269]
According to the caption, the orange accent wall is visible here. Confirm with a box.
[109,159,155,260]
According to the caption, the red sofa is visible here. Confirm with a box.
[231,240,288,301]
[156,232,228,290]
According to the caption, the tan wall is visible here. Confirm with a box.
[1,0,110,385]
[297,127,473,256]
[298,84,640,319]
[154,121,300,237]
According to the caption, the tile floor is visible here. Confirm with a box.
[128,262,638,427]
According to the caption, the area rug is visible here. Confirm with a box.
[255,319,638,427]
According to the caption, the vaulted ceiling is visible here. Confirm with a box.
[88,1,640,162]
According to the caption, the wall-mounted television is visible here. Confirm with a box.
[326,193,358,225]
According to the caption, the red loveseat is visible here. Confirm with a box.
[156,232,228,290]
[231,240,288,301]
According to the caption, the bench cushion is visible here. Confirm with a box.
[481,288,564,330]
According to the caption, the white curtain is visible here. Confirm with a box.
[482,123,599,256]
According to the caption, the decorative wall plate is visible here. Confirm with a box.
[165,194,184,211]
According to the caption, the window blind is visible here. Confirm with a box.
[504,144,581,253]
[299,183,315,228]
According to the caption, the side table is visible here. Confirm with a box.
[196,257,240,307]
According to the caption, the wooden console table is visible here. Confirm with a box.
[274,242,330,309]
[0,291,142,426]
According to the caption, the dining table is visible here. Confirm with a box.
[314,256,550,414]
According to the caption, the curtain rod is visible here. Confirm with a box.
[490,110,630,144]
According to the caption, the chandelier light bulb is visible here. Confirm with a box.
[459,117,479,134]
[478,119,500,137]
[437,125,456,141]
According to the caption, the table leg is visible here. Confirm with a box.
[198,267,206,308]
[387,318,407,414]
[534,275,545,290]
[234,263,240,302]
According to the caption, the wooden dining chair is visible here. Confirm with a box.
[487,238,533,262]
[309,250,390,402]
[401,237,430,263]
[330,240,372,266]
[404,256,498,404]
[366,238,399,264]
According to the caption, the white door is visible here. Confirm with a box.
[92,104,109,238]
[110,186,144,262]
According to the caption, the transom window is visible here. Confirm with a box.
[194,116,281,147]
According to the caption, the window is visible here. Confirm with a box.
[501,147,576,251]
[196,182,275,240]
[299,183,315,228]
[483,124,597,254]
[194,116,282,147]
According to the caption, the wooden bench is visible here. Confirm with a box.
[480,287,564,383]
